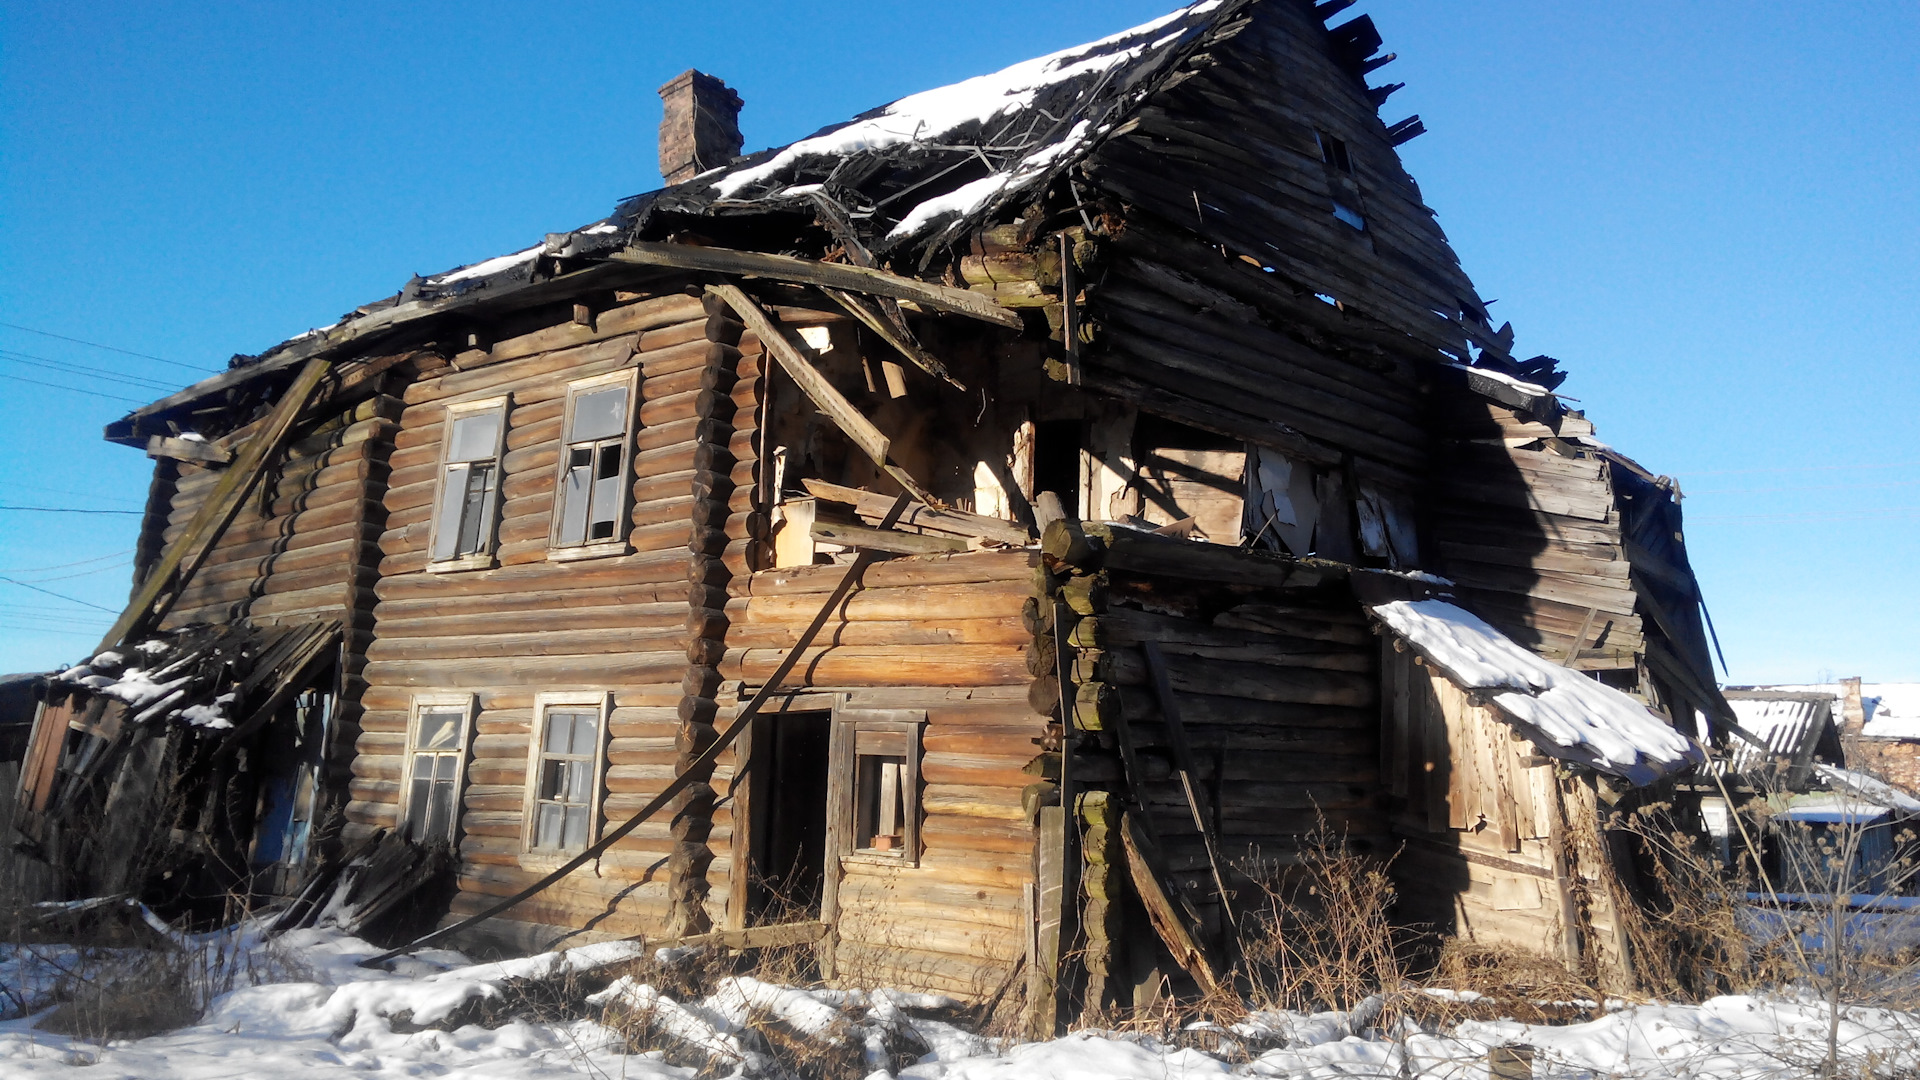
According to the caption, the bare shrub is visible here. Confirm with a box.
[1237,824,1404,1016]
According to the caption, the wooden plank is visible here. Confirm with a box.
[1141,641,1237,929]
[357,493,917,968]
[100,354,334,649]
[810,521,968,555]
[1119,811,1220,995]
[613,242,1022,328]
[819,286,965,389]
[626,920,827,951]
[801,478,1031,546]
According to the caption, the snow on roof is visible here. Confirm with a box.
[1370,599,1703,785]
[1812,763,1920,816]
[1737,683,1920,741]
[680,0,1237,252]
[1726,696,1830,773]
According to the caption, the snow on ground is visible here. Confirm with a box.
[4,923,1920,1078]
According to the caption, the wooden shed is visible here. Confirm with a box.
[14,0,1729,1025]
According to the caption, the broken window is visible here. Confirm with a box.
[551,372,637,556]
[403,694,474,845]
[827,710,923,864]
[430,398,508,569]
[526,693,608,855]
[1316,129,1367,231]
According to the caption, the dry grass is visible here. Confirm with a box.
[1237,824,1406,1017]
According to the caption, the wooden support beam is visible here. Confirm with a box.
[627,920,827,952]
[616,242,1022,328]
[820,286,966,390]
[145,435,231,465]
[708,283,935,505]
[810,521,968,555]
[1141,640,1238,931]
[1119,811,1220,995]
[802,478,1031,546]
[98,355,334,651]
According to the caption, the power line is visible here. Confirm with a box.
[0,549,134,575]
[0,505,143,515]
[0,373,145,404]
[0,320,217,374]
[0,349,178,392]
[0,575,117,612]
[22,563,133,584]
[0,481,146,509]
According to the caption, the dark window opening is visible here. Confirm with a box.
[748,710,831,921]
[1033,420,1083,509]
[1317,130,1354,175]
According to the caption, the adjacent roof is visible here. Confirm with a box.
[1724,693,1839,774]
[1370,598,1703,786]
[1731,683,1920,742]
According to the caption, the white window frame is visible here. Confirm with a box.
[826,709,925,868]
[520,691,612,865]
[398,693,477,845]
[548,370,639,561]
[428,396,510,572]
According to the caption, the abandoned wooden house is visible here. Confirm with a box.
[13,0,1741,1023]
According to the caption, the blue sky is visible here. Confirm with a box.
[1,1,1915,683]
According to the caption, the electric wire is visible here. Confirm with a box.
[0,506,143,515]
[0,349,178,392]
[0,373,145,404]
[0,320,216,374]
[0,575,117,611]
[0,550,134,575]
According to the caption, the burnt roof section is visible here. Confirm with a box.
[622,1,1250,266]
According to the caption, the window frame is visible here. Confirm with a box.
[520,691,612,864]
[547,370,640,561]
[825,708,926,868]
[398,693,477,846]
[427,396,511,572]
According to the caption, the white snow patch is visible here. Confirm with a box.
[1813,763,1920,815]
[712,2,1221,238]
[431,243,543,285]
[1371,599,1702,783]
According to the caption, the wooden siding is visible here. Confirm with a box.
[1431,392,1644,669]
[1381,644,1632,989]
[717,551,1038,998]
[351,291,718,946]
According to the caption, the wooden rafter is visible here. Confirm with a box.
[98,355,335,651]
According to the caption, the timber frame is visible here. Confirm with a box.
[17,0,1749,1030]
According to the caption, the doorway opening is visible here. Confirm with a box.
[746,709,832,923]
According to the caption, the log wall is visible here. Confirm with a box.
[1430,392,1644,670]
[350,290,727,948]
[717,550,1038,998]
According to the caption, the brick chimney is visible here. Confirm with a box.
[658,70,744,184]
[1840,676,1868,737]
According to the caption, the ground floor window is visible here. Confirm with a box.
[403,694,476,845]
[524,692,610,855]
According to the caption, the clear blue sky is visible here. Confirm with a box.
[2,1,1915,684]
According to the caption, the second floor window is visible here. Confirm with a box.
[431,399,508,568]
[551,372,637,555]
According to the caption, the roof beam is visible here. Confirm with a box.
[611,242,1022,329]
